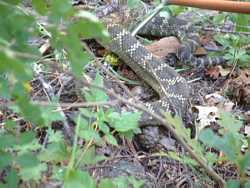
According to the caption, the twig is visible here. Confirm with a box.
[34,100,119,110]
[131,2,166,36]
[187,77,202,83]
[94,59,136,98]
[201,27,250,35]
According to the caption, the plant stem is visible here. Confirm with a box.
[65,114,81,176]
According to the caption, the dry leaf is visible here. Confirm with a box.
[218,66,230,77]
[193,105,219,132]
[205,66,221,79]
[205,92,226,106]
[145,37,181,59]
[226,70,250,105]
[205,92,234,112]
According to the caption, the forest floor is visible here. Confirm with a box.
[1,0,250,187]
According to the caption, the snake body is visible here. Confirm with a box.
[97,4,225,125]
[104,24,190,124]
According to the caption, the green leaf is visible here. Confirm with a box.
[4,120,16,132]
[80,108,96,119]
[64,170,96,188]
[77,116,89,128]
[238,152,250,173]
[128,0,141,9]
[113,176,128,188]
[5,169,19,188]
[15,153,40,168]
[97,108,106,122]
[199,129,237,161]
[205,152,218,166]
[47,129,64,143]
[50,0,74,23]
[18,163,47,181]
[0,53,32,81]
[77,146,106,165]
[213,13,226,25]
[167,151,197,166]
[93,73,108,101]
[31,0,48,15]
[99,178,115,188]
[18,131,36,145]
[226,179,240,188]
[99,122,110,134]
[0,152,13,168]
[76,116,101,142]
[245,182,250,188]
[165,112,189,139]
[0,77,11,99]
[214,35,231,48]
[51,166,64,181]
[119,130,139,140]
[108,111,141,132]
[14,94,44,125]
[5,0,20,5]
[128,176,145,188]
[41,105,64,126]
[73,11,109,40]
[78,128,101,142]
[235,14,250,32]
[77,147,96,165]
[16,153,46,181]
[0,4,36,54]
[13,138,41,155]
[0,133,17,149]
[38,142,69,163]
[62,32,90,77]
[168,5,186,16]
[85,73,108,102]
[105,134,118,146]
[247,137,250,153]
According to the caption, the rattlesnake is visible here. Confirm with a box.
[94,2,225,127]
[102,23,190,125]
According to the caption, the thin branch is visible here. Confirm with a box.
[201,27,250,35]
[34,100,119,110]
[94,59,136,98]
[131,2,166,36]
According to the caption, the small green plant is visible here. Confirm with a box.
[199,112,250,187]
[165,111,250,187]
[214,34,250,68]
[212,12,250,68]
[0,1,143,187]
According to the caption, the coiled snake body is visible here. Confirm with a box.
[98,8,225,125]
[105,23,190,124]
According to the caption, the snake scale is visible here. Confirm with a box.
[95,2,225,126]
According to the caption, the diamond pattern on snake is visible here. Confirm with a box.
[96,2,225,130]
